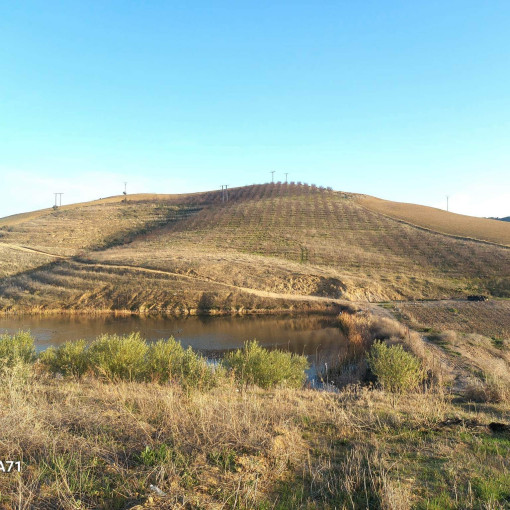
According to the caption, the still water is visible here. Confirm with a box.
[0,314,348,364]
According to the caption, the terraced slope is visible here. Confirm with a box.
[0,183,508,314]
[91,184,509,300]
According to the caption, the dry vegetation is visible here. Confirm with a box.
[391,300,510,340]
[2,363,510,509]
[0,183,508,313]
[0,312,509,508]
[358,195,510,246]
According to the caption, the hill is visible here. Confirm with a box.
[0,183,508,314]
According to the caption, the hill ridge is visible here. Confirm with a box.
[0,183,508,314]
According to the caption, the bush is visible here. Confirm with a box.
[88,333,148,381]
[0,331,36,367]
[367,341,424,393]
[145,337,185,383]
[39,340,89,378]
[145,338,217,389]
[222,340,308,389]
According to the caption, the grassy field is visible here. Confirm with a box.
[1,320,510,510]
[358,195,510,246]
[0,183,508,313]
[389,300,510,340]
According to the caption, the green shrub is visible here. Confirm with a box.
[367,340,424,393]
[145,337,185,383]
[179,346,217,390]
[39,340,89,378]
[0,331,36,367]
[222,340,308,389]
[88,333,148,381]
[145,338,216,389]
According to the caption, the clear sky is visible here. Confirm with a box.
[1,1,509,218]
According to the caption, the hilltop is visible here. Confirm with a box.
[0,183,509,315]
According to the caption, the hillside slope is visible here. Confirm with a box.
[0,183,508,314]
[358,195,510,246]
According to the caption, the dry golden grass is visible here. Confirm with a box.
[0,245,54,279]
[0,183,508,313]
[1,364,510,509]
[84,185,509,301]
[358,194,510,246]
[393,300,510,340]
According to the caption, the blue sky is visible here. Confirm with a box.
[1,1,509,218]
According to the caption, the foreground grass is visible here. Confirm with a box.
[1,368,510,509]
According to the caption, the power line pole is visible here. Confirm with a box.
[123,182,127,202]
[270,171,275,183]
[446,195,449,212]
[221,185,229,203]
[285,172,288,183]
[53,193,63,208]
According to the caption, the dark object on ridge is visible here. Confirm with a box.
[489,422,510,433]
[467,295,489,302]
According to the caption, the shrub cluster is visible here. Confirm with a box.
[223,340,309,389]
[40,333,216,389]
[39,335,308,390]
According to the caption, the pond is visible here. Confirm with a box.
[0,314,349,379]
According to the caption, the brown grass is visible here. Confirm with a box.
[393,300,510,340]
[2,364,510,509]
[0,183,508,313]
[358,194,510,246]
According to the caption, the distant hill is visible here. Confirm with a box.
[488,216,510,222]
[0,183,508,314]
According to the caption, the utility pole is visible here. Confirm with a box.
[446,196,449,212]
[221,185,229,203]
[123,182,127,202]
[53,193,63,208]
[270,171,275,183]
[284,172,288,183]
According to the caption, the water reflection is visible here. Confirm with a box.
[0,314,349,376]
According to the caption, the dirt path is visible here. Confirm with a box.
[0,242,68,259]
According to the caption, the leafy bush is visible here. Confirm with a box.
[88,333,148,381]
[222,340,308,389]
[144,337,184,383]
[179,347,217,389]
[145,338,217,389]
[367,341,424,393]
[39,340,89,378]
[0,331,36,367]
